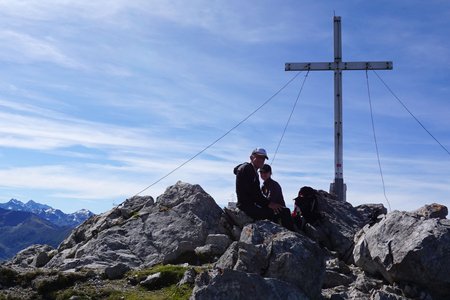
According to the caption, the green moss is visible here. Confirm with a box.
[2,264,202,299]
[54,282,193,300]
[129,264,188,285]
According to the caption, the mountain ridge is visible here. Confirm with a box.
[0,199,95,261]
[0,207,72,261]
[0,198,94,227]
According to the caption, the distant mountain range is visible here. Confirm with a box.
[0,199,95,261]
[0,199,94,227]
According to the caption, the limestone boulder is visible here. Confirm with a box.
[45,181,225,271]
[313,190,365,261]
[355,203,387,226]
[215,220,325,300]
[191,268,309,300]
[411,203,448,219]
[353,210,450,299]
[220,207,254,240]
[3,244,55,270]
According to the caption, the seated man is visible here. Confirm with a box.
[234,148,294,230]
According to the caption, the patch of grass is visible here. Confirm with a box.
[55,281,193,300]
[0,267,18,287]
[108,283,192,300]
[17,269,45,287]
[56,286,118,300]
[131,211,140,219]
[36,271,93,298]
[129,264,188,285]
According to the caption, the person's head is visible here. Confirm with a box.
[250,147,268,169]
[259,164,272,181]
[294,186,315,203]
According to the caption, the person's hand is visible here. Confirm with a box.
[268,202,283,214]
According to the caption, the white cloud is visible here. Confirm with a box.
[0,0,127,21]
[0,30,83,68]
[0,111,147,150]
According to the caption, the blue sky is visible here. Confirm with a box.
[0,1,449,214]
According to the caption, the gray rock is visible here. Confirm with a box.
[178,268,197,286]
[322,270,354,288]
[194,234,233,263]
[46,181,225,271]
[321,265,385,299]
[215,241,268,274]
[371,289,408,300]
[216,220,325,300]
[140,272,162,289]
[205,234,232,252]
[325,257,352,275]
[4,244,54,269]
[230,225,242,241]
[355,203,387,226]
[194,244,225,263]
[308,190,365,262]
[104,262,130,279]
[33,251,51,268]
[191,268,309,300]
[353,210,450,299]
[411,203,448,219]
[222,207,253,230]
[353,271,384,293]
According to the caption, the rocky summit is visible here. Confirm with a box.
[0,181,449,300]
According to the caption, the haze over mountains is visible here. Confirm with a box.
[0,199,94,261]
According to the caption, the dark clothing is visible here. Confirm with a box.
[261,177,286,206]
[293,187,320,226]
[234,162,294,231]
[244,205,293,231]
[234,162,269,210]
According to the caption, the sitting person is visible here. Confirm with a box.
[234,148,294,231]
[259,164,285,206]
[292,186,321,229]
[259,164,294,229]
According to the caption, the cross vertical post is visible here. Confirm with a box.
[285,16,393,201]
[333,16,344,202]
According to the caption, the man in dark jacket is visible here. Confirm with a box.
[234,148,294,230]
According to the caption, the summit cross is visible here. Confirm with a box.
[285,16,393,202]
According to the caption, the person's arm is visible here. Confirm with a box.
[269,181,286,207]
[268,201,283,214]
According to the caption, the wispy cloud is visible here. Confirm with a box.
[0,30,83,68]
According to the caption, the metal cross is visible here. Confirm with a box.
[285,16,393,201]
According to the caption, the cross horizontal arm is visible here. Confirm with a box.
[285,61,393,71]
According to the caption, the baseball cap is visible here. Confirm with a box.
[259,164,272,173]
[251,147,269,159]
